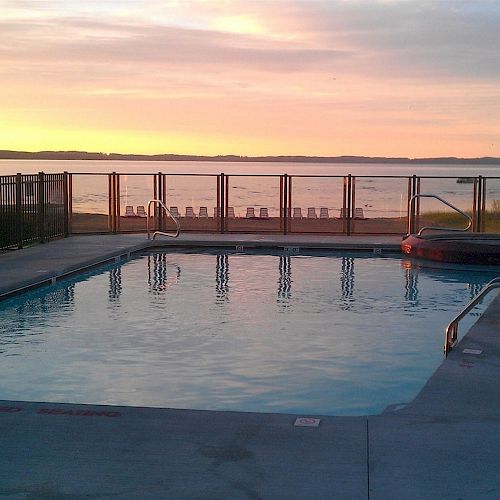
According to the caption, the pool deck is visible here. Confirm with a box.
[0,233,499,499]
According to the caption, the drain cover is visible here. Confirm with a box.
[294,417,320,427]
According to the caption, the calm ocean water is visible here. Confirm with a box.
[1,160,499,217]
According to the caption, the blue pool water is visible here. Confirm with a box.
[0,250,497,416]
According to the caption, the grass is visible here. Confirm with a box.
[420,209,500,232]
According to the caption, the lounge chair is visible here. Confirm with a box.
[293,207,302,218]
[123,206,136,217]
[136,205,147,218]
[169,206,180,218]
[199,207,208,217]
[185,207,196,217]
[307,207,317,219]
[227,207,235,218]
[354,208,365,219]
[260,207,269,219]
[319,207,329,219]
[246,207,256,218]
[214,207,221,217]
[338,208,347,219]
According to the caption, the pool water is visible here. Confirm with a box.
[0,250,497,416]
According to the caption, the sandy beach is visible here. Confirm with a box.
[71,212,409,234]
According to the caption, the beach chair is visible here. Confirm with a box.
[199,207,208,218]
[246,207,256,218]
[169,206,180,218]
[293,207,302,218]
[320,207,329,219]
[260,207,269,219]
[307,207,317,219]
[213,207,221,217]
[354,208,365,219]
[227,207,235,218]
[185,206,196,217]
[136,205,147,217]
[124,206,136,217]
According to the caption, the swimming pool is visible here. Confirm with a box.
[0,249,497,416]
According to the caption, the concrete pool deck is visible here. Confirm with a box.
[0,233,499,499]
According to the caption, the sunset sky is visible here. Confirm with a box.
[1,0,500,157]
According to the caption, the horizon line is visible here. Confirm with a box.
[1,149,500,164]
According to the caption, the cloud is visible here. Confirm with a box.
[2,0,499,86]
[1,0,499,156]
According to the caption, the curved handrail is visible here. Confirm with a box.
[444,277,500,355]
[147,199,180,239]
[408,194,472,236]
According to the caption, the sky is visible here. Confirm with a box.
[1,0,500,157]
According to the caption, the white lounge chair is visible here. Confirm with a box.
[123,206,136,217]
[199,207,208,217]
[227,207,235,218]
[307,207,317,219]
[246,207,256,218]
[169,206,180,218]
[185,207,196,218]
[293,207,302,218]
[354,208,365,219]
[260,207,269,219]
[214,207,221,217]
[319,207,329,219]
[136,205,147,218]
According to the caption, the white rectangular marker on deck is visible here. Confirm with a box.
[294,417,320,427]
[463,349,483,355]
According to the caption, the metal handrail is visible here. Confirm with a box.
[147,199,180,239]
[408,194,472,236]
[444,277,500,355]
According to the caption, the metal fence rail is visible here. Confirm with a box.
[2,171,499,243]
[0,172,69,250]
[71,172,498,236]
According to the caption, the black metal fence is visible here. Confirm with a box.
[1,171,499,248]
[0,172,69,250]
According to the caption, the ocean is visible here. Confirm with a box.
[1,160,499,217]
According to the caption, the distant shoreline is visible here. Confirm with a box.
[1,150,499,165]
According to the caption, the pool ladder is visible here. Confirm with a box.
[407,194,472,236]
[147,199,180,239]
[444,277,500,355]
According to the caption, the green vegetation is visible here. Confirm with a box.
[420,204,500,233]
[491,199,500,213]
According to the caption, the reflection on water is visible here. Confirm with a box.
[108,267,122,303]
[215,254,229,303]
[0,285,75,352]
[147,253,181,295]
[0,250,498,416]
[340,257,355,309]
[277,255,292,307]
[404,266,419,304]
[468,282,484,300]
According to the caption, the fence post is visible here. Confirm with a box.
[162,172,167,231]
[63,172,70,236]
[288,175,292,234]
[408,175,417,234]
[282,174,288,235]
[108,173,113,232]
[38,171,46,242]
[220,173,225,234]
[15,173,23,248]
[115,173,120,233]
[480,176,486,232]
[346,174,352,236]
